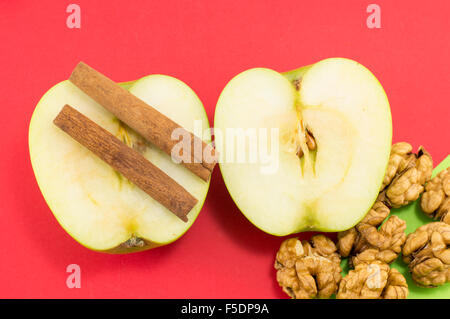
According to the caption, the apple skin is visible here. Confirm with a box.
[215,58,392,235]
[282,64,312,83]
[29,79,211,254]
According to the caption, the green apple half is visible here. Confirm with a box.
[29,75,211,253]
[214,58,392,235]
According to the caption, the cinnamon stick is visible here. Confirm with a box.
[69,62,217,181]
[54,104,197,222]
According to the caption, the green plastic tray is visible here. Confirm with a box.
[340,155,450,299]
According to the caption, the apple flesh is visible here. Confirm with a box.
[214,58,392,235]
[29,75,211,253]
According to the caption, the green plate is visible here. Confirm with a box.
[340,155,450,299]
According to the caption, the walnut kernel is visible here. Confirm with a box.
[421,167,450,224]
[402,222,450,287]
[275,235,342,299]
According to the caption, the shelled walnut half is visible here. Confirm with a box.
[275,235,342,299]
[421,167,450,224]
[337,249,408,299]
[380,142,433,208]
[338,200,406,265]
[402,222,450,287]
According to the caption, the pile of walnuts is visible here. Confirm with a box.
[274,142,450,299]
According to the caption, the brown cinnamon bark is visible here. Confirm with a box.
[69,62,216,181]
[54,104,197,222]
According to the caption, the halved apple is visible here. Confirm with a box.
[29,75,211,253]
[214,58,392,235]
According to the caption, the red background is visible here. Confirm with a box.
[0,0,449,298]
